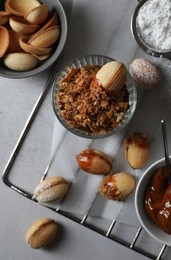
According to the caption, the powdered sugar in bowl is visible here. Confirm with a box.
[131,0,171,59]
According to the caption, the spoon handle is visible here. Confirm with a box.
[161,120,171,183]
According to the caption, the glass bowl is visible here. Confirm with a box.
[52,54,137,139]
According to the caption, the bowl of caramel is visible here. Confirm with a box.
[52,54,137,139]
[135,157,171,246]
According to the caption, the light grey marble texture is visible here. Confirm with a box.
[1,0,171,259]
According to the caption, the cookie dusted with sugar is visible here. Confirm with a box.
[129,58,160,89]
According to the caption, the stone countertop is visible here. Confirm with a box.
[1,0,171,259]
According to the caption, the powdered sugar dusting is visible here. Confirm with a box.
[129,58,160,88]
[137,0,171,51]
[158,58,171,100]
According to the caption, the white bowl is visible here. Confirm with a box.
[135,157,171,246]
[0,0,67,78]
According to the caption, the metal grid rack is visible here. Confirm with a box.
[2,60,168,260]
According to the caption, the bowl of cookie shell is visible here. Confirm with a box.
[52,54,137,139]
[0,0,67,78]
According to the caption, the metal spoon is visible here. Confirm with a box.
[161,120,171,184]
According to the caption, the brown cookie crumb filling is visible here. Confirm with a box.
[55,65,129,135]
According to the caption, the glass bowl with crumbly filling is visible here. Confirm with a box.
[52,54,137,139]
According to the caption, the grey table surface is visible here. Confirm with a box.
[1,0,171,259]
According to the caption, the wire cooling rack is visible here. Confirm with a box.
[2,59,169,260]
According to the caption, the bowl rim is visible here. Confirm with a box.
[51,54,137,139]
[131,0,171,59]
[0,0,68,79]
[135,156,171,246]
